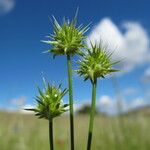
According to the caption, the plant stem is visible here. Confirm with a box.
[49,118,54,150]
[67,55,74,150]
[87,80,97,150]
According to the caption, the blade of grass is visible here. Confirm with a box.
[49,118,54,150]
[87,79,97,150]
[67,55,74,150]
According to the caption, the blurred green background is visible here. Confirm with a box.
[0,110,150,150]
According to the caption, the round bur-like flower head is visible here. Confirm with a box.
[26,82,68,120]
[77,43,119,83]
[42,16,89,57]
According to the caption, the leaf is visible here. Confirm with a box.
[63,104,69,107]
[35,98,45,106]
[24,108,37,112]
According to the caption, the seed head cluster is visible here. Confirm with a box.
[42,16,89,57]
[77,43,119,83]
[26,83,68,120]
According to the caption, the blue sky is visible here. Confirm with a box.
[0,0,150,113]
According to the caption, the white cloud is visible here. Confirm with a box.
[98,95,119,115]
[129,97,146,109]
[87,18,150,73]
[144,67,150,77]
[98,95,148,115]
[99,95,113,107]
[0,0,15,15]
[141,67,150,83]
[22,104,34,109]
[0,103,35,114]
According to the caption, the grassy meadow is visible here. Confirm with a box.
[0,111,150,150]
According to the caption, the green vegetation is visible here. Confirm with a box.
[25,82,68,150]
[0,112,150,150]
[42,13,89,150]
[77,43,119,149]
[41,10,119,149]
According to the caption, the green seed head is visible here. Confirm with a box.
[77,43,119,83]
[25,82,68,120]
[42,16,89,57]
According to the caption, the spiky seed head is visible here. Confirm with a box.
[25,82,68,120]
[76,43,119,83]
[42,16,89,57]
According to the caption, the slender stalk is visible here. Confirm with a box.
[87,80,97,150]
[49,118,54,150]
[67,55,74,150]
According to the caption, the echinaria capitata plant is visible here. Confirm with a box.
[42,11,89,150]
[77,42,119,150]
[26,81,68,150]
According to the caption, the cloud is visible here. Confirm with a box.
[98,95,123,115]
[87,18,150,74]
[99,95,113,107]
[0,0,15,15]
[141,67,150,83]
[98,95,148,115]
[129,97,146,109]
[144,67,150,77]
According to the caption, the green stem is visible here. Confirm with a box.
[87,80,97,150]
[49,118,54,150]
[67,55,74,150]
